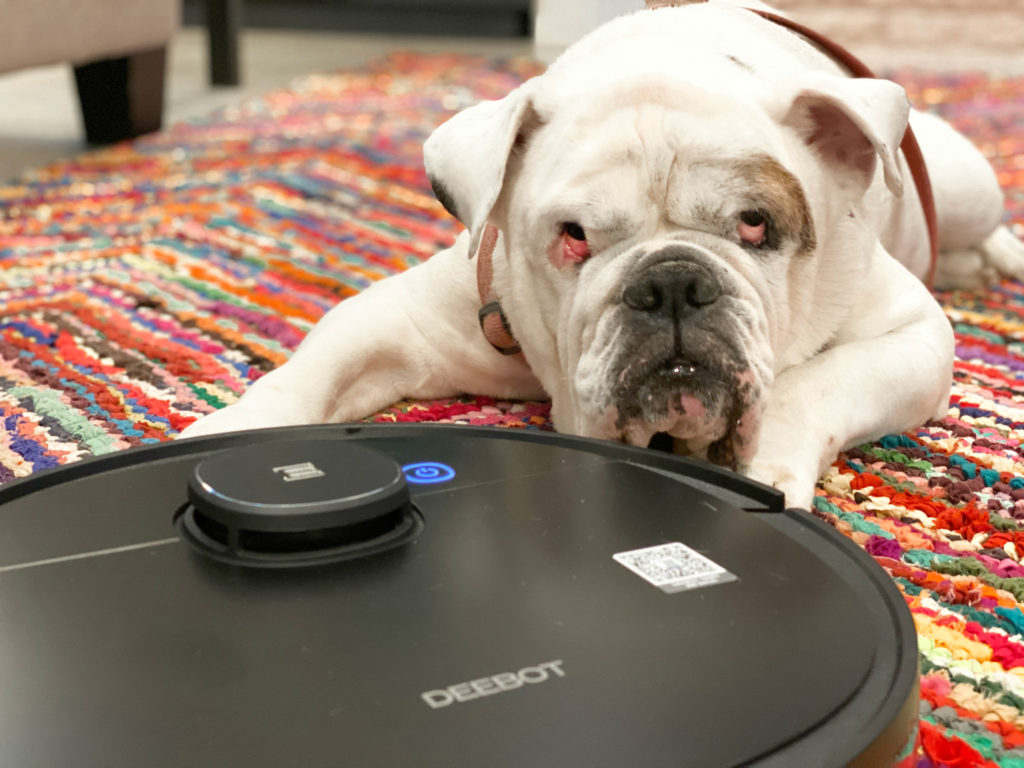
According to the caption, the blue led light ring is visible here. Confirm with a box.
[402,462,456,485]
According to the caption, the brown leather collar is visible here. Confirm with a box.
[476,224,522,355]
[476,9,940,355]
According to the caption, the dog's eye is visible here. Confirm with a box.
[738,210,768,248]
[559,222,591,263]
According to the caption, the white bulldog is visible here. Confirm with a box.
[180,2,1024,508]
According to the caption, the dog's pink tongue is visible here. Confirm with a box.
[679,395,707,422]
[708,404,762,471]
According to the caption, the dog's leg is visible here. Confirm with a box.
[910,110,1024,289]
[178,235,544,438]
[936,227,1024,291]
[743,246,954,508]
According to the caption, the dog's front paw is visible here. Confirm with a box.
[742,460,817,510]
[176,404,262,439]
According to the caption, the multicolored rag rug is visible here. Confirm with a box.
[2,51,1024,765]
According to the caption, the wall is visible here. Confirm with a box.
[771,0,1024,52]
[533,0,1024,62]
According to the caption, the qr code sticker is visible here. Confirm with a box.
[613,542,737,593]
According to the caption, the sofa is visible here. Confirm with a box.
[0,0,180,144]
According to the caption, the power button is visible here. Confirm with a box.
[402,462,456,485]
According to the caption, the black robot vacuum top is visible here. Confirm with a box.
[0,423,917,767]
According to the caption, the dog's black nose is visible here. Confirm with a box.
[621,257,722,318]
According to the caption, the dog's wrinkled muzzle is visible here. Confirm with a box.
[607,245,766,467]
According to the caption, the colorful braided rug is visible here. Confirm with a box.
[2,52,1024,766]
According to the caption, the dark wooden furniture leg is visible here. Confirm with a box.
[208,0,242,86]
[73,46,167,145]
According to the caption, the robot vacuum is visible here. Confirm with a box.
[0,423,917,767]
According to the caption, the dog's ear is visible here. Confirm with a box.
[781,73,909,198]
[423,80,538,257]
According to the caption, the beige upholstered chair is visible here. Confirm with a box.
[0,0,180,143]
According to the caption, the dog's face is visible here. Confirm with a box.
[501,88,800,463]
[424,5,910,466]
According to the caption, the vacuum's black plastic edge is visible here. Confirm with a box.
[765,506,920,766]
[0,422,786,512]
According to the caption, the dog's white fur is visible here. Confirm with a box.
[180,3,1024,508]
